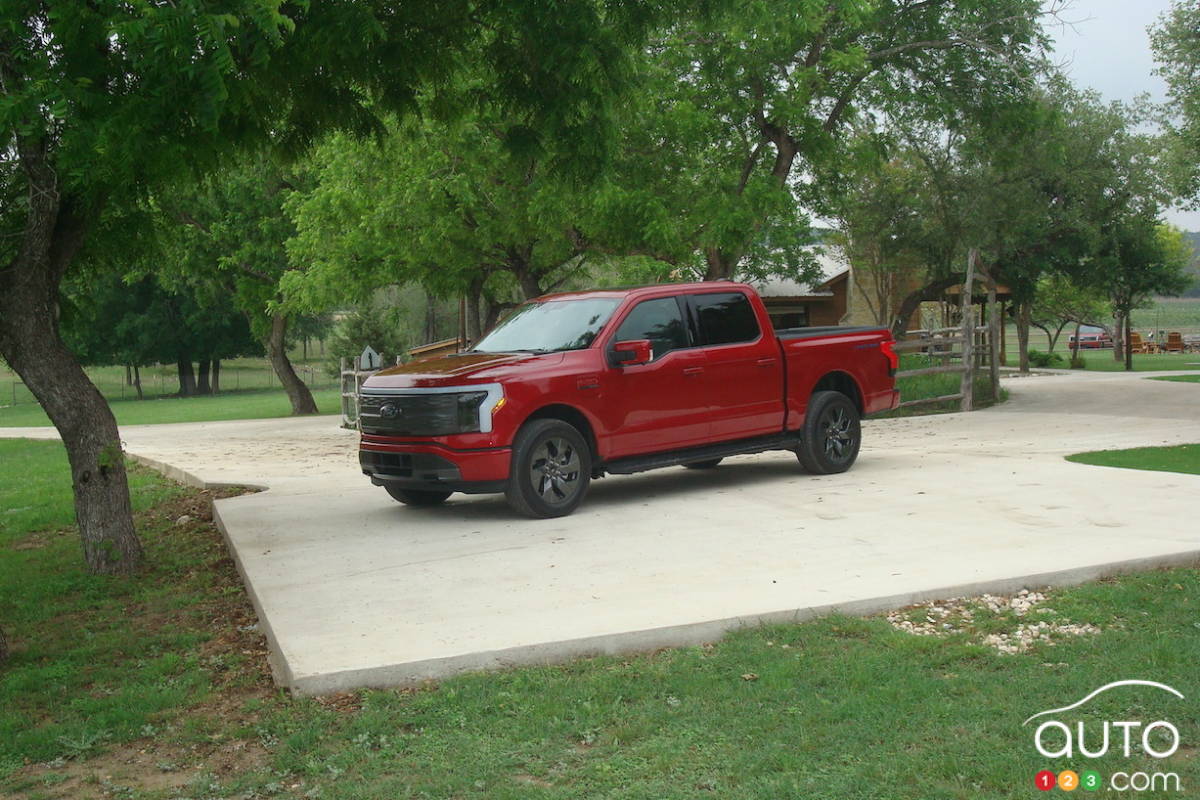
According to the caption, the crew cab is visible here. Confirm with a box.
[358,282,899,517]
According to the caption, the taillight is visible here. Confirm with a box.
[880,339,898,375]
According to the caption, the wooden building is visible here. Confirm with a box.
[751,251,852,330]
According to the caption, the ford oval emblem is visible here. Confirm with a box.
[380,403,400,419]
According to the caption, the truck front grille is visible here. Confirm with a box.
[359,391,488,436]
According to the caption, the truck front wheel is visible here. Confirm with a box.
[797,391,861,474]
[505,419,591,518]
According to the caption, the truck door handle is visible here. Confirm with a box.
[756,358,777,367]
[683,367,704,377]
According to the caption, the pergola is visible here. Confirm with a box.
[943,281,1013,363]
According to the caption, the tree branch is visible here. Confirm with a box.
[823,71,874,131]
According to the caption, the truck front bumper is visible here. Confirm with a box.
[359,443,511,494]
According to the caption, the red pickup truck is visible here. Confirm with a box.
[359,282,899,517]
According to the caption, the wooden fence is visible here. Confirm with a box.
[892,249,1001,412]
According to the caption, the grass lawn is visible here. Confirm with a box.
[0,388,342,428]
[996,296,1200,373]
[1152,374,1200,384]
[1058,352,1200,372]
[1002,351,1200,372]
[875,354,1007,418]
[998,296,1200,355]
[5,439,1200,798]
[1066,443,1200,476]
[0,354,338,407]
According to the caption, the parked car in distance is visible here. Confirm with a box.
[1068,325,1113,349]
[358,281,900,518]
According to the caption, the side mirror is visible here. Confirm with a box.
[611,339,653,367]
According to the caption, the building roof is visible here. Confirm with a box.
[751,249,849,299]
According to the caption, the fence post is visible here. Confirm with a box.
[960,249,977,412]
[985,263,1000,403]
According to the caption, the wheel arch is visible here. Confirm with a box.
[524,403,601,464]
[811,370,864,415]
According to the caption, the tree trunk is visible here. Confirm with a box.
[515,270,542,301]
[1017,301,1031,373]
[0,254,143,574]
[196,360,212,395]
[1071,323,1082,364]
[0,138,142,572]
[1047,322,1068,353]
[1125,315,1134,372]
[1112,313,1125,362]
[176,357,196,396]
[211,359,221,394]
[703,246,740,280]
[425,292,437,343]
[266,314,318,415]
[125,364,133,386]
[133,364,143,401]
[465,283,484,345]
[891,275,964,339]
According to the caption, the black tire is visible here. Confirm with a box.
[505,419,591,518]
[384,485,452,506]
[797,390,861,474]
[683,458,723,470]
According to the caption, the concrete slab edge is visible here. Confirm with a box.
[127,453,270,492]
[128,452,290,686]
[286,548,1200,696]
[210,500,294,689]
[124,445,1200,698]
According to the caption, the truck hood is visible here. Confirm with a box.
[362,351,565,388]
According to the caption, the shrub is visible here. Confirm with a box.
[1070,355,1087,369]
[325,297,418,376]
[1028,349,1065,368]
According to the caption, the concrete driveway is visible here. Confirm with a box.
[5,369,1199,694]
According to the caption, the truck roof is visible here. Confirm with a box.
[536,280,755,303]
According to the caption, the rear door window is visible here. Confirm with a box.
[693,292,760,346]
[613,297,689,360]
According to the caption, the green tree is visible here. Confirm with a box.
[828,141,956,329]
[1095,218,1192,371]
[0,0,659,573]
[958,83,1164,370]
[1152,1,1200,201]
[600,0,1050,282]
[285,105,604,343]
[62,272,259,399]
[1029,274,1111,353]
[158,157,322,414]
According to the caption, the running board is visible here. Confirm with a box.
[603,433,801,475]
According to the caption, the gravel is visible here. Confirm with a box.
[886,589,1101,654]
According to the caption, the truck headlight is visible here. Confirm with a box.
[455,391,489,432]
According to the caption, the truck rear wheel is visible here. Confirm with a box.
[505,419,591,518]
[797,391,861,474]
[384,485,453,506]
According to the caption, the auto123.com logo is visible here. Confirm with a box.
[1025,680,1185,793]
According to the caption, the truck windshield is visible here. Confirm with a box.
[474,298,621,354]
